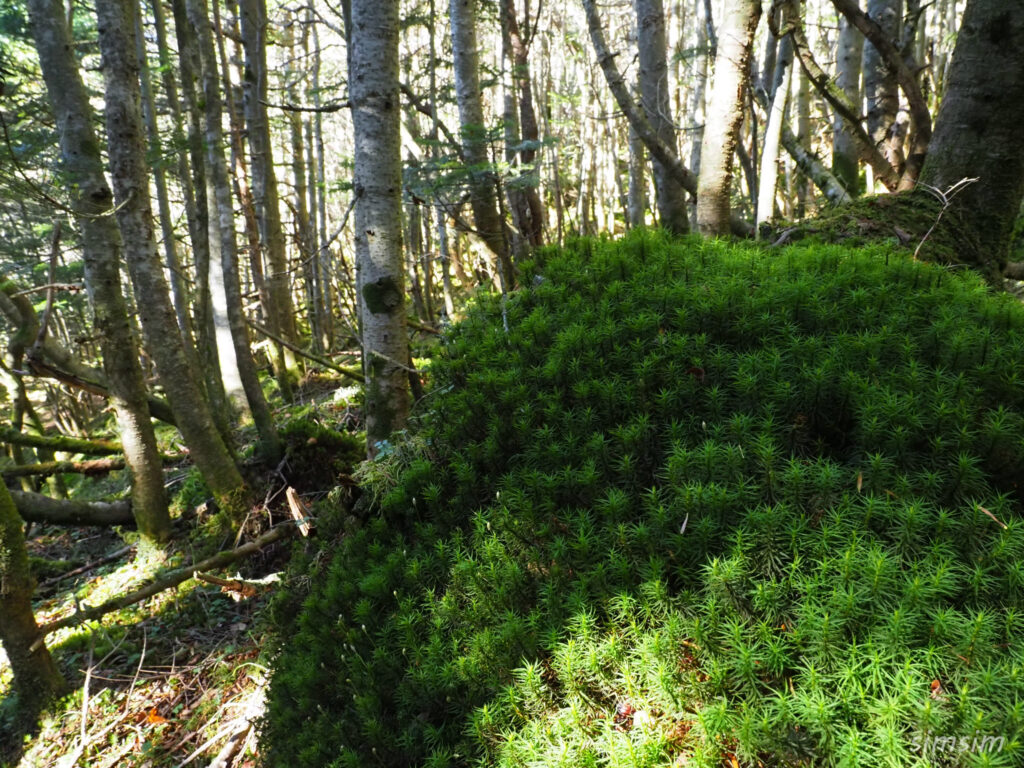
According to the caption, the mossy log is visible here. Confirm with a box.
[10,491,133,526]
[0,427,123,456]
[3,457,127,479]
[768,190,998,284]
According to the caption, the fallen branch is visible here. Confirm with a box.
[3,457,127,479]
[39,545,135,589]
[194,571,281,599]
[246,319,364,382]
[31,524,297,649]
[12,490,133,526]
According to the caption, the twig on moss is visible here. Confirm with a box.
[913,177,978,260]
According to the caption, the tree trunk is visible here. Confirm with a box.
[27,0,170,544]
[136,11,195,358]
[862,0,902,182]
[95,0,249,509]
[696,0,761,235]
[167,0,235,435]
[635,0,689,233]
[449,0,514,289]
[239,0,300,397]
[756,23,794,232]
[0,480,66,715]
[187,0,281,464]
[919,0,1024,272]
[352,0,410,455]
[833,8,864,194]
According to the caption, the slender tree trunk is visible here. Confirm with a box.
[833,7,864,194]
[168,0,234,433]
[635,0,689,233]
[696,0,761,235]
[136,12,194,356]
[919,0,1024,272]
[756,23,794,233]
[0,480,66,714]
[94,0,248,509]
[352,0,410,454]
[238,0,300,397]
[187,0,281,463]
[311,14,333,350]
[502,0,544,247]
[449,0,514,289]
[28,0,170,544]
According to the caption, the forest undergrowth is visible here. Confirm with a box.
[262,232,1024,767]
[0,380,363,768]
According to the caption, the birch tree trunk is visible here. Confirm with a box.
[27,0,170,543]
[352,0,410,454]
[833,7,864,194]
[696,0,761,235]
[0,480,66,714]
[450,0,514,289]
[635,0,689,233]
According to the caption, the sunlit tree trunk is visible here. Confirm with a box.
[352,0,410,454]
[696,0,761,235]
[756,18,793,233]
[185,0,282,465]
[28,0,170,544]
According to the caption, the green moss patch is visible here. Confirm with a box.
[262,232,1024,767]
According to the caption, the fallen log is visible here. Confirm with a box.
[11,490,133,526]
[31,523,297,649]
[3,457,127,479]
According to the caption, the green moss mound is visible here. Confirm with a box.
[262,233,1024,767]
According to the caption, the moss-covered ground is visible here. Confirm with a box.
[262,232,1024,767]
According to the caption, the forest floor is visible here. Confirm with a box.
[1,521,283,768]
[0,373,361,768]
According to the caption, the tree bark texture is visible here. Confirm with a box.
[920,0,1024,270]
[352,0,410,454]
[95,0,248,506]
[635,0,690,233]
[696,0,761,235]
[27,0,170,543]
